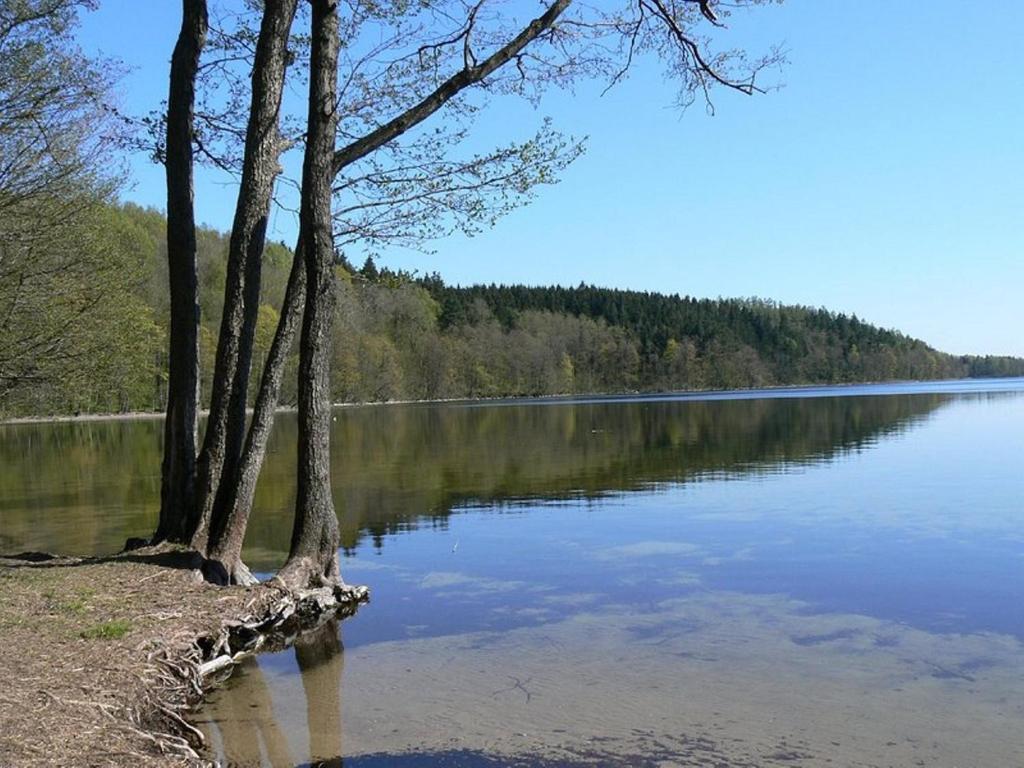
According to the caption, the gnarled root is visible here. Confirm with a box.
[274,551,340,591]
[196,578,368,680]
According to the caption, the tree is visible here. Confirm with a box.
[203,237,306,583]
[0,205,163,415]
[154,0,784,589]
[276,0,342,588]
[0,0,126,409]
[191,0,301,556]
[359,256,378,282]
[154,0,207,544]
[153,0,302,562]
[0,0,117,209]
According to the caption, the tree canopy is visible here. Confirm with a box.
[0,0,132,408]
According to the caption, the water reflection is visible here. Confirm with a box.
[0,389,955,564]
[206,657,294,767]
[199,619,345,768]
[203,581,1024,767]
[4,381,1024,767]
[296,622,345,766]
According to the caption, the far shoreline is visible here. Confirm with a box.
[3,374,1022,427]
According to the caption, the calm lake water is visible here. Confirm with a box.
[2,379,1023,766]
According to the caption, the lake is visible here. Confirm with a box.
[2,379,1023,766]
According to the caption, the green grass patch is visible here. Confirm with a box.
[80,619,132,640]
[63,597,89,615]
[44,592,91,617]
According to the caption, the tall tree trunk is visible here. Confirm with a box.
[192,0,299,553]
[278,0,341,589]
[155,0,207,545]
[204,235,306,584]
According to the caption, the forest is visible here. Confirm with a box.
[2,200,1020,419]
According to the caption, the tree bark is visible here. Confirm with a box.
[278,0,342,590]
[329,0,571,176]
[155,0,207,544]
[192,0,299,554]
[204,235,306,584]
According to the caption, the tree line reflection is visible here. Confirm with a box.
[0,393,949,565]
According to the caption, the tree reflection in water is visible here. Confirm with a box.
[0,390,954,561]
[202,618,345,767]
[296,620,345,766]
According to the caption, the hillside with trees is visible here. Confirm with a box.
[420,277,1024,392]
[2,203,1019,419]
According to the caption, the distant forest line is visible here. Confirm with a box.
[2,202,1021,417]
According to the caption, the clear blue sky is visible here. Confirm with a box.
[79,1,1023,357]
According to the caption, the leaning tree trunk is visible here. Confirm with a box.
[204,236,306,585]
[192,0,299,554]
[278,0,341,589]
[155,0,207,544]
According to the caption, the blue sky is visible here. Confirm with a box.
[79,1,1023,357]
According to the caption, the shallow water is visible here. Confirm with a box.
[2,379,1023,766]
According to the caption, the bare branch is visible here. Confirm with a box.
[331,0,572,174]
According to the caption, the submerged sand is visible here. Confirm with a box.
[200,588,1024,767]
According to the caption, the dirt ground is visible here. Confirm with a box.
[0,551,254,767]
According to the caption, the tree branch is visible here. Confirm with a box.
[331,0,571,175]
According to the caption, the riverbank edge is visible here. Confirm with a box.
[0,549,367,767]
[2,374,1016,425]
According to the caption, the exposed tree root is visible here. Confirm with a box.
[200,557,259,587]
[196,580,369,677]
[274,553,342,591]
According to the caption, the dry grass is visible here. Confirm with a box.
[0,550,255,767]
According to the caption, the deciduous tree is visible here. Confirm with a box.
[0,0,127,410]
[155,0,784,589]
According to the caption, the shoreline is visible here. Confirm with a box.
[2,374,1021,426]
[0,549,367,767]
